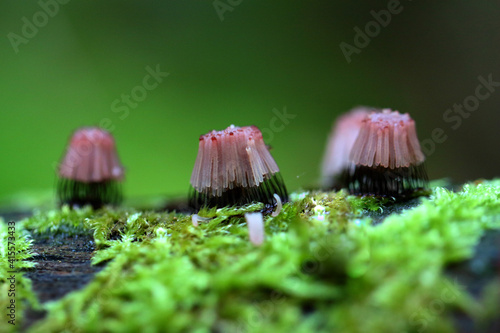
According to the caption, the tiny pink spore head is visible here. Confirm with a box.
[190,125,280,197]
[321,107,372,181]
[58,127,124,182]
[349,109,425,169]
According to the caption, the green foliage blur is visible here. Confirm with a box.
[1,0,499,200]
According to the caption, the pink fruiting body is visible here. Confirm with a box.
[321,107,373,188]
[322,108,428,198]
[57,127,124,208]
[345,109,428,197]
[350,109,425,169]
[189,125,287,210]
[59,128,124,182]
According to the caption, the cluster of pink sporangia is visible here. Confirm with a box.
[57,110,427,245]
[321,107,372,186]
[59,128,124,183]
[57,127,125,209]
[321,107,428,197]
[190,125,281,198]
[188,125,288,246]
[57,125,287,245]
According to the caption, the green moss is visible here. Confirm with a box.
[21,205,94,236]
[3,180,500,332]
[0,219,40,332]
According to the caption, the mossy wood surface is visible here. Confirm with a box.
[1,180,500,332]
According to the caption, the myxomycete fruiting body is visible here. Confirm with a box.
[189,125,288,211]
[345,109,428,198]
[321,106,375,190]
[57,127,124,208]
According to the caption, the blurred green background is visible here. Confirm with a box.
[0,0,499,201]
